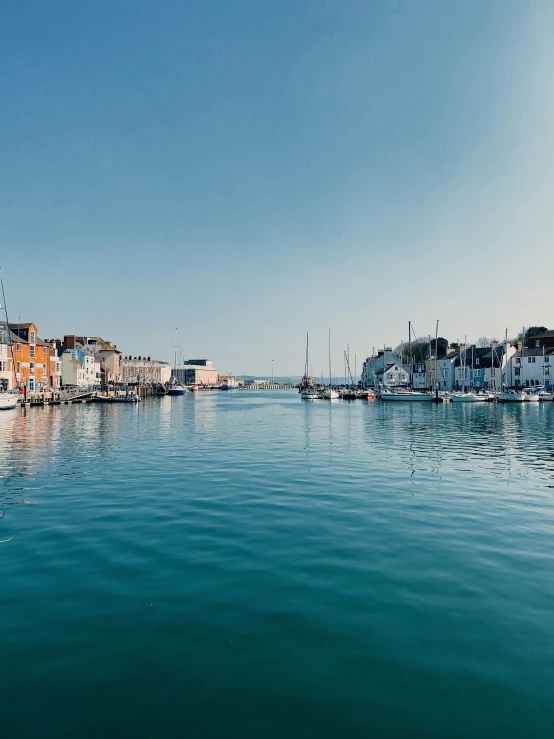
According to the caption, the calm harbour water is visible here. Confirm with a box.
[1,391,554,738]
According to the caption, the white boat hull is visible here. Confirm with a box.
[301,391,321,399]
[381,392,433,402]
[0,392,18,410]
[323,389,339,399]
[497,392,524,403]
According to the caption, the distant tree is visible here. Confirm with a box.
[526,326,548,339]
[476,337,491,348]
[431,337,449,357]
[393,336,449,363]
[450,342,459,350]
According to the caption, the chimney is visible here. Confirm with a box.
[517,340,522,351]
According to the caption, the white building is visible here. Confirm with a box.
[0,322,18,390]
[61,351,86,387]
[120,357,172,384]
[507,346,553,388]
[361,348,402,387]
[83,352,101,387]
[381,363,410,387]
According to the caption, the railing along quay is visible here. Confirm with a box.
[240,384,296,390]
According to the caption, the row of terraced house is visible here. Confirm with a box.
[361,331,554,391]
[0,322,172,393]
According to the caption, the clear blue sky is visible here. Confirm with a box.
[2,1,553,376]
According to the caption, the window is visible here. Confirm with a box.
[491,369,495,376]
[30,345,35,358]
[473,369,480,377]
[545,357,550,363]
[515,368,520,376]
[43,347,47,354]
[515,358,520,365]
[17,362,20,373]
[17,343,21,352]
[475,358,480,365]
[0,360,6,371]
[30,331,35,343]
[30,362,35,372]
[536,340,540,347]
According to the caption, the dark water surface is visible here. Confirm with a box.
[1,391,554,738]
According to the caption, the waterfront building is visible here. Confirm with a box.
[528,330,554,350]
[61,351,86,387]
[77,337,121,383]
[0,321,18,390]
[57,336,101,388]
[173,359,219,387]
[507,345,554,388]
[218,374,237,384]
[121,356,172,384]
[9,322,52,392]
[412,363,428,389]
[361,348,402,388]
[451,343,516,390]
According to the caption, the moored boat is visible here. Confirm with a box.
[451,392,489,403]
[168,386,186,396]
[522,388,540,402]
[97,393,140,403]
[497,389,524,403]
[380,389,433,402]
[0,391,18,410]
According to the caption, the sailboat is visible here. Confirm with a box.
[300,332,321,399]
[0,271,20,410]
[168,328,186,396]
[451,341,487,402]
[323,329,339,399]
[381,321,433,401]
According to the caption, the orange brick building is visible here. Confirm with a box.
[10,322,56,392]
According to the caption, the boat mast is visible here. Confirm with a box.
[435,320,439,391]
[504,328,509,389]
[305,332,309,380]
[173,328,179,373]
[328,329,332,387]
[0,269,17,391]
[522,326,525,388]
[408,321,411,388]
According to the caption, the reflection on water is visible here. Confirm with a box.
[1,393,554,738]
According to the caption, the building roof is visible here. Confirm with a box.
[7,322,48,346]
[452,345,511,368]
[0,320,25,345]
[83,337,121,352]
[512,347,554,359]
